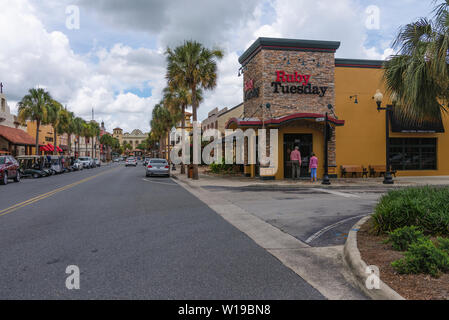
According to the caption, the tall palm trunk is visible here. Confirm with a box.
[92,136,94,159]
[191,85,199,180]
[35,120,40,156]
[54,129,58,155]
[68,134,72,157]
[167,130,170,165]
[181,104,186,174]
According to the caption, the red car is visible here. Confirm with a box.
[0,156,21,185]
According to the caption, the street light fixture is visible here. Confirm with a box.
[322,104,333,185]
[374,89,394,185]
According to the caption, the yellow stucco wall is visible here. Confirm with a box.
[26,121,59,153]
[335,66,449,177]
[217,104,244,134]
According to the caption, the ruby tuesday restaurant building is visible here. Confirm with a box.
[225,37,449,180]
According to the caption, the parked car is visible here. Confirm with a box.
[146,158,170,177]
[78,157,93,169]
[17,156,47,178]
[126,157,137,167]
[0,156,21,185]
[94,158,101,167]
[72,159,83,171]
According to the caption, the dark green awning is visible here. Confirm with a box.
[390,109,445,133]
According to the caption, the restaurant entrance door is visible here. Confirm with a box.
[284,134,313,179]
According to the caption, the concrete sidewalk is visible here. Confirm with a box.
[171,166,449,189]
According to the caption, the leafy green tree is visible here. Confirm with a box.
[166,41,223,179]
[17,88,52,155]
[384,1,449,123]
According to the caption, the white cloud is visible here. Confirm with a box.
[2,0,426,130]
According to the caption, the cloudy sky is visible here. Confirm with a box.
[0,0,435,133]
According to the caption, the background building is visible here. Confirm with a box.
[226,37,449,180]
[0,92,35,156]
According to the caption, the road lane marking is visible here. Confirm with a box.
[142,178,178,186]
[0,168,119,217]
[304,214,370,244]
[314,188,361,198]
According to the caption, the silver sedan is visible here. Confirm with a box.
[145,159,170,177]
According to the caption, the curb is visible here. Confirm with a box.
[343,216,405,300]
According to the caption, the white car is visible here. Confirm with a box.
[78,157,93,169]
[126,157,137,167]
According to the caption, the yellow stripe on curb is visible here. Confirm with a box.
[0,168,119,217]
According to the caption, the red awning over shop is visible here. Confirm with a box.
[47,144,55,152]
[56,146,63,153]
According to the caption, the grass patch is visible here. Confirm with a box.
[372,186,449,236]
[392,238,449,278]
[386,226,427,251]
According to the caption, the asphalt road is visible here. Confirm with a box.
[0,163,324,300]
[202,185,382,247]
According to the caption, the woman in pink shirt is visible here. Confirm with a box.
[309,153,318,182]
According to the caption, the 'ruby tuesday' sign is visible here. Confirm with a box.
[272,71,328,97]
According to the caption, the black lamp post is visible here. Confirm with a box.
[322,104,333,185]
[374,90,394,185]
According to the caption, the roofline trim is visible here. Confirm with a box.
[239,37,341,65]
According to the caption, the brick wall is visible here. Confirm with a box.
[242,48,337,166]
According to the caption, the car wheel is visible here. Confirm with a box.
[33,173,39,179]
[14,172,20,182]
[1,172,8,185]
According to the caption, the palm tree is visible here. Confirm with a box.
[82,122,93,157]
[17,88,52,155]
[383,0,449,123]
[73,117,85,157]
[166,41,223,179]
[163,86,203,174]
[89,121,101,159]
[47,100,64,155]
[150,103,178,160]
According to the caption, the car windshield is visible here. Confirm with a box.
[150,160,167,164]
[79,158,88,161]
[0,157,5,164]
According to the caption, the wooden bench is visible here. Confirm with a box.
[340,165,368,178]
[369,165,397,178]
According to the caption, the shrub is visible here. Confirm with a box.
[437,237,449,254]
[209,158,233,174]
[372,186,449,235]
[391,238,449,277]
[386,226,426,251]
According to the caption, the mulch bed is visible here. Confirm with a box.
[358,219,449,300]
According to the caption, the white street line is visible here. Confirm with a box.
[314,188,361,198]
[305,214,370,244]
[142,178,178,186]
